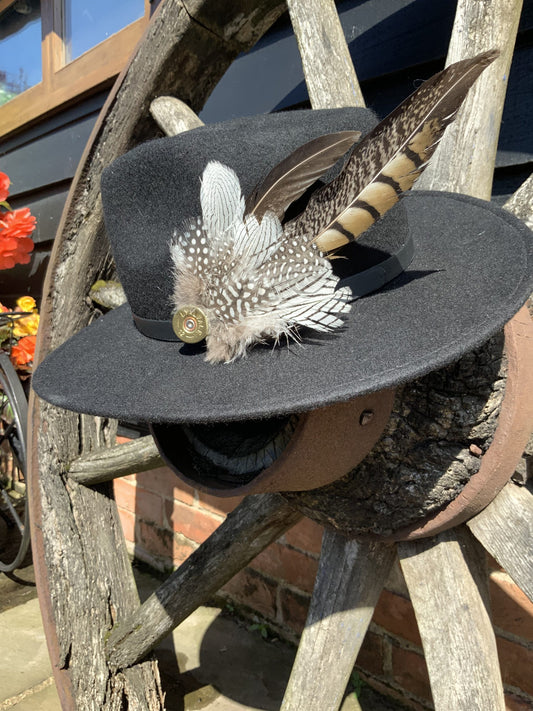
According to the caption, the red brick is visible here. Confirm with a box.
[505,692,533,710]
[136,466,196,506]
[497,637,533,697]
[172,542,195,567]
[490,572,533,643]
[355,630,384,677]
[135,520,195,568]
[360,677,428,711]
[282,517,323,556]
[251,542,318,593]
[113,477,138,513]
[116,506,136,544]
[373,589,422,647]
[135,488,165,526]
[223,568,278,620]
[196,490,243,516]
[279,586,310,635]
[391,645,432,701]
[166,500,222,544]
[137,520,173,561]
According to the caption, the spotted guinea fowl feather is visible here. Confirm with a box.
[245,130,361,221]
[171,161,351,363]
[285,49,499,252]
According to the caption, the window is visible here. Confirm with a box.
[0,1,42,105]
[63,0,144,63]
[0,0,152,138]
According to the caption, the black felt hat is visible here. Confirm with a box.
[33,107,533,429]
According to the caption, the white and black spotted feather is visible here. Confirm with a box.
[171,162,351,363]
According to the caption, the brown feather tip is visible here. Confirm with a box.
[245,130,361,220]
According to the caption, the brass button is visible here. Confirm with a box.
[172,306,208,343]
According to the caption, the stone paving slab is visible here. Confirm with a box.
[0,567,404,710]
[0,595,54,704]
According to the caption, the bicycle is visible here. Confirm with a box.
[0,311,31,573]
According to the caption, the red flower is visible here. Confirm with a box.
[0,208,36,269]
[0,234,34,269]
[10,335,36,369]
[0,207,36,239]
[0,172,9,203]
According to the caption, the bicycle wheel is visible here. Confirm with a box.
[0,352,30,573]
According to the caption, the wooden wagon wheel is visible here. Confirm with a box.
[28,0,533,710]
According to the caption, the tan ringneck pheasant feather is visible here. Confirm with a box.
[170,50,498,363]
[285,50,499,251]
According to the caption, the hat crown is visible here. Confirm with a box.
[100,108,379,321]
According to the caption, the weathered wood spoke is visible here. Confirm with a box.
[105,494,301,670]
[399,527,505,711]
[68,435,163,485]
[467,482,533,603]
[416,0,523,197]
[287,0,365,109]
[280,531,396,711]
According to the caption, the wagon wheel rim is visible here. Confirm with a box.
[28,1,533,710]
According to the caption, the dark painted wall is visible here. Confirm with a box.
[1,0,531,302]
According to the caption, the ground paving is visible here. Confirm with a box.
[0,565,403,710]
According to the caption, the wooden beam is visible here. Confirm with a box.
[416,0,523,198]
[503,172,533,228]
[399,527,505,711]
[467,482,533,603]
[68,435,163,485]
[280,531,395,711]
[287,0,365,109]
[105,493,302,670]
[149,95,204,137]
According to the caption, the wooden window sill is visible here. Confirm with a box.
[0,17,147,139]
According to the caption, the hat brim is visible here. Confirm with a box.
[33,191,533,424]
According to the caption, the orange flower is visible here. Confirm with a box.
[10,335,36,369]
[0,207,36,240]
[13,312,39,337]
[0,234,34,269]
[0,172,9,203]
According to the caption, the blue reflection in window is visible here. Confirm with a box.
[64,0,144,61]
[0,0,42,106]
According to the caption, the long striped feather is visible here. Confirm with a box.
[286,49,499,252]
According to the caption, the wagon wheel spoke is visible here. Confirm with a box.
[398,527,506,711]
[106,493,301,669]
[467,482,533,603]
[280,530,396,711]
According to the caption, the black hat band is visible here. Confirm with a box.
[131,234,415,343]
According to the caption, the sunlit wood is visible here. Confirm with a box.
[399,527,505,711]
[280,532,395,711]
[468,483,533,603]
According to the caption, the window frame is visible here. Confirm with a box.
[0,0,152,138]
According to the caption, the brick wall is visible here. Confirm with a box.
[113,462,533,710]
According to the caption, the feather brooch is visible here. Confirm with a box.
[170,49,498,363]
